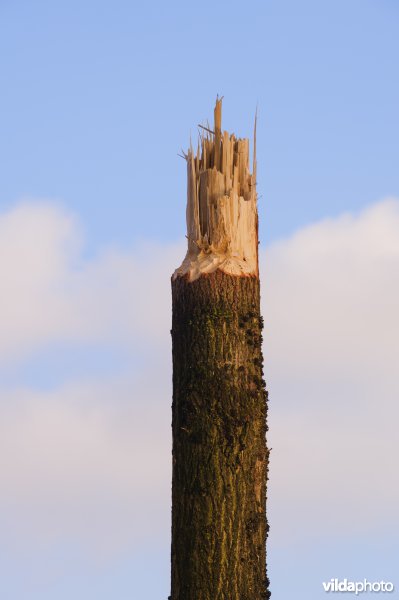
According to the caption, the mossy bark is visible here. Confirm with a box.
[170,270,270,600]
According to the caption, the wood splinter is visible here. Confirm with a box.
[173,97,259,282]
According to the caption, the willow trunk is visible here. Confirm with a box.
[170,99,270,600]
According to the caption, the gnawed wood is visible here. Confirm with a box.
[174,98,258,281]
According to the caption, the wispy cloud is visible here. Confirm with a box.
[0,200,182,363]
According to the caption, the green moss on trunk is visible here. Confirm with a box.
[171,270,270,600]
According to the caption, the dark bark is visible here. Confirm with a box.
[170,270,270,600]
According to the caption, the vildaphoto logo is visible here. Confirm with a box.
[322,579,395,594]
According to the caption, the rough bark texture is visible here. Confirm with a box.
[171,270,270,600]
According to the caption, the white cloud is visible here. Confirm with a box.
[0,201,81,361]
[0,200,177,568]
[0,201,183,363]
[262,198,399,543]
[0,197,398,578]
[0,375,171,564]
[263,198,399,381]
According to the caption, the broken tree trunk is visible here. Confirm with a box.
[171,99,270,600]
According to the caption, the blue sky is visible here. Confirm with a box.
[0,1,398,599]
[2,0,398,249]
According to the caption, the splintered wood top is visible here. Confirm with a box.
[174,98,259,282]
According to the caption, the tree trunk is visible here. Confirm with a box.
[170,99,270,600]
